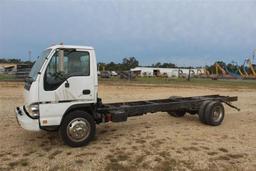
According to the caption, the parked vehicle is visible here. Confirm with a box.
[15,45,239,147]
[100,71,111,78]
[111,71,118,76]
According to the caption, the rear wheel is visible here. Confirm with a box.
[168,111,186,117]
[60,110,96,147]
[198,100,211,124]
[205,101,224,126]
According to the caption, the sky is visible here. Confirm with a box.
[0,0,256,67]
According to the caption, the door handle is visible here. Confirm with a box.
[82,89,91,95]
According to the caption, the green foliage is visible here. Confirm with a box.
[122,57,139,70]
[151,62,177,68]
[0,58,34,64]
[98,57,139,71]
[206,61,242,74]
[0,74,16,80]
[0,58,21,63]
[98,57,178,72]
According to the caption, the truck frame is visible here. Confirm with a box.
[15,45,239,147]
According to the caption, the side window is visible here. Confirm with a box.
[79,55,90,76]
[44,49,90,91]
[67,52,90,76]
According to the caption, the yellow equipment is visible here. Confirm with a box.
[204,68,210,75]
[215,63,227,75]
[246,59,256,77]
[238,68,246,78]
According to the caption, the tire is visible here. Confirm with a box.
[60,110,96,147]
[198,100,211,124]
[205,101,225,126]
[168,111,186,117]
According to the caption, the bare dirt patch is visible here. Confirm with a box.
[0,82,256,170]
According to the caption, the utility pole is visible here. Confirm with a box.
[187,67,191,81]
[28,50,31,61]
[253,49,256,63]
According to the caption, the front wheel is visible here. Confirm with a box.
[60,110,96,147]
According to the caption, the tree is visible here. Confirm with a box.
[122,57,139,70]
[97,62,106,71]
[161,62,177,68]
[97,57,139,71]
[0,58,22,63]
[151,62,177,68]
[215,61,226,67]
[206,61,226,74]
[152,62,161,67]
[226,63,237,72]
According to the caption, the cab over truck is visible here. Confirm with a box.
[15,45,239,147]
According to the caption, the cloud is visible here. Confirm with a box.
[0,0,255,66]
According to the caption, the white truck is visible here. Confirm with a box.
[15,45,239,147]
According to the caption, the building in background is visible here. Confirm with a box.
[0,63,32,79]
[0,63,17,74]
[131,67,205,78]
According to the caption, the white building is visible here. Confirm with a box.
[0,66,4,73]
[131,67,205,78]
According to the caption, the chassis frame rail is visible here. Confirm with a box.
[97,95,238,118]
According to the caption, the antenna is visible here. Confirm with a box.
[28,50,31,61]
[253,49,256,63]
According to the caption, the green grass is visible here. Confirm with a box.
[0,74,16,80]
[99,77,256,89]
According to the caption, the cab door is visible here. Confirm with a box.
[38,48,96,126]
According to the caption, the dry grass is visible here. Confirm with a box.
[0,82,256,170]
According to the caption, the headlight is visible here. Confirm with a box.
[25,104,39,119]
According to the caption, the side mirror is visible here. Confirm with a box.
[65,80,69,88]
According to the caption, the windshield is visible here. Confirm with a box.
[29,49,52,81]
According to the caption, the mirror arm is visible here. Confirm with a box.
[65,79,70,88]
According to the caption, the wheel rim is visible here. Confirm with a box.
[67,118,91,142]
[212,106,223,122]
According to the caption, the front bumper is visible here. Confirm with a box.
[15,106,40,131]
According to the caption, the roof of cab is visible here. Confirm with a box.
[46,44,94,50]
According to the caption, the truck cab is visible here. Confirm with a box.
[16,45,98,146]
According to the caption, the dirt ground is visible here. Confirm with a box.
[0,82,255,171]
